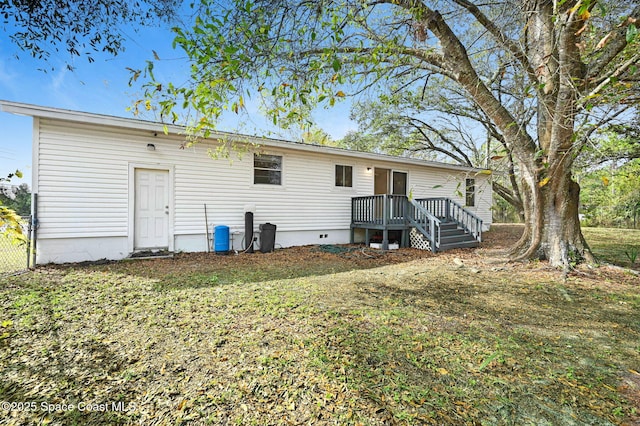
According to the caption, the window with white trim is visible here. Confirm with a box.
[335,165,353,187]
[254,154,282,185]
[465,178,475,207]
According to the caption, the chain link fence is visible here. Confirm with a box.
[0,216,33,277]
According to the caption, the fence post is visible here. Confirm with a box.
[26,215,32,269]
[32,193,38,267]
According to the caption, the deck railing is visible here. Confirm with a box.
[351,194,408,226]
[416,197,483,242]
[351,195,483,250]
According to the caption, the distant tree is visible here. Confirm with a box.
[0,171,27,244]
[1,0,180,69]
[302,127,335,146]
[341,86,527,219]
[580,120,640,166]
[578,130,640,228]
[0,183,31,217]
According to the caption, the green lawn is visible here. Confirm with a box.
[584,227,640,269]
[0,226,638,425]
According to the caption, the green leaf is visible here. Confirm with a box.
[478,351,501,371]
[626,24,637,43]
[332,58,341,72]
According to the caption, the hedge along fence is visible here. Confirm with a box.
[0,217,32,277]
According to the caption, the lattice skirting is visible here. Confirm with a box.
[410,228,432,251]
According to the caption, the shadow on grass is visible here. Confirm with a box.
[307,271,639,425]
[2,235,638,424]
[0,286,139,425]
[63,246,435,291]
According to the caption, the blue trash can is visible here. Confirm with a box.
[214,225,230,254]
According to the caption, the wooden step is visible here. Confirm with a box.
[440,233,476,244]
[436,224,479,251]
[439,222,459,231]
[439,239,480,251]
[411,221,481,252]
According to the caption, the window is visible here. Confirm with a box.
[392,171,407,196]
[465,178,475,207]
[254,154,282,185]
[335,165,353,187]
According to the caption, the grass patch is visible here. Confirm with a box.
[583,227,640,269]
[1,227,639,425]
[0,235,28,274]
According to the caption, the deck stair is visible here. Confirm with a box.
[351,195,483,252]
[438,221,480,251]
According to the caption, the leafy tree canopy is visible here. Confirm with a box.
[581,118,640,166]
[0,171,27,244]
[1,0,180,69]
[0,182,30,217]
[580,157,640,228]
[136,0,640,267]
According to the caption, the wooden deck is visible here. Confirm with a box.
[350,195,483,252]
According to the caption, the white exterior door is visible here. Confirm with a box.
[134,168,169,249]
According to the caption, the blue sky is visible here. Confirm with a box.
[0,19,356,188]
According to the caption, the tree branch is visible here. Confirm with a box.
[492,181,524,213]
[407,117,474,166]
[408,118,473,167]
[450,0,538,85]
[581,52,640,106]
[586,4,640,81]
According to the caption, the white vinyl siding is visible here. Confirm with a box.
[34,116,492,249]
[37,122,130,238]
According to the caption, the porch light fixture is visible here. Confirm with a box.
[147,143,156,151]
[366,167,373,173]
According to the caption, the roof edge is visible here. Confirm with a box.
[0,100,489,174]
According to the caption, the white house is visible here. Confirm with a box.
[1,101,492,264]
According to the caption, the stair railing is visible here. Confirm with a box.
[416,197,483,242]
[406,199,441,252]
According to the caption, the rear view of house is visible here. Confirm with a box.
[1,101,492,264]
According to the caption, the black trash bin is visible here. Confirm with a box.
[259,223,276,253]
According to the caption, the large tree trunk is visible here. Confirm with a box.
[512,161,595,268]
